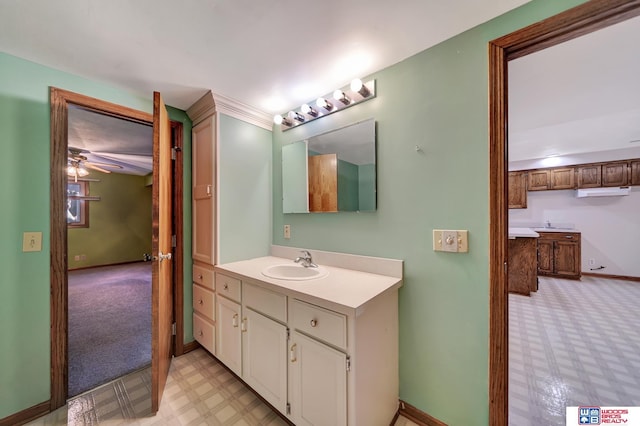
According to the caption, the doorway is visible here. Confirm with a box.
[49,88,184,410]
[488,1,640,425]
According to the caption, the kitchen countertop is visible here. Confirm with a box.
[215,256,403,311]
[508,228,540,239]
[532,227,580,233]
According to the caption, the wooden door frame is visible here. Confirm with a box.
[488,1,640,424]
[49,87,185,410]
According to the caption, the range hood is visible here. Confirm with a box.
[576,187,631,198]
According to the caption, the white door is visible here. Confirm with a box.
[289,331,347,426]
[216,296,242,375]
[242,308,288,413]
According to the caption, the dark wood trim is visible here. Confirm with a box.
[50,87,185,412]
[488,1,640,425]
[397,400,447,426]
[182,340,200,354]
[582,272,640,282]
[389,409,401,426]
[0,400,50,426]
[172,120,185,356]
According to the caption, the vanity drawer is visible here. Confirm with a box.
[291,299,347,350]
[193,264,215,290]
[216,273,241,302]
[193,284,215,321]
[243,283,287,323]
[193,312,215,355]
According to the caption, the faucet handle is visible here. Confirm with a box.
[300,250,311,258]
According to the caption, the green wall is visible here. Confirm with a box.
[68,172,152,269]
[281,140,308,213]
[218,113,272,263]
[337,159,359,211]
[0,52,193,420]
[272,1,586,424]
[358,163,376,211]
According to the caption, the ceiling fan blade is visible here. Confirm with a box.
[84,163,112,174]
[85,161,124,169]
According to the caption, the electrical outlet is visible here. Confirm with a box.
[284,224,291,239]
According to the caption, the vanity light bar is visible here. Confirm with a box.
[274,78,376,131]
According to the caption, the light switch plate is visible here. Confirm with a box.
[433,229,469,253]
[441,230,458,252]
[23,232,42,252]
[284,224,291,239]
[457,230,469,252]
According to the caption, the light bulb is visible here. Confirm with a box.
[350,78,370,97]
[288,111,305,122]
[301,104,318,117]
[316,97,333,111]
[333,90,350,105]
[273,114,284,125]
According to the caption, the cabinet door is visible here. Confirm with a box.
[192,117,216,264]
[216,296,242,375]
[554,239,581,278]
[289,331,347,426]
[602,162,628,187]
[550,167,575,189]
[577,165,601,188]
[242,309,288,414]
[631,161,640,186]
[508,172,527,209]
[537,239,554,275]
[528,169,550,191]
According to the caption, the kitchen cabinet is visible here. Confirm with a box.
[527,169,550,191]
[537,232,581,279]
[508,171,527,209]
[216,294,242,376]
[508,236,538,295]
[602,161,628,186]
[289,330,347,426]
[528,167,575,190]
[632,160,640,185]
[577,164,601,188]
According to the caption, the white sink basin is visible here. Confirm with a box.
[262,264,328,281]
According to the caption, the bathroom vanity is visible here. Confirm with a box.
[192,247,402,426]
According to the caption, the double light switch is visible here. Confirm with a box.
[433,230,469,253]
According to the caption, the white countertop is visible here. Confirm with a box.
[215,256,403,311]
[531,227,580,233]
[508,228,540,239]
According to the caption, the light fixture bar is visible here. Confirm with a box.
[274,79,375,131]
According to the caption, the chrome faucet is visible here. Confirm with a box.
[294,250,317,268]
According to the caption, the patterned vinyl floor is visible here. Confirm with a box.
[509,276,640,426]
[27,348,418,426]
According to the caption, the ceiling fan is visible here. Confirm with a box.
[67,147,123,181]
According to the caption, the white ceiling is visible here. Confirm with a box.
[509,14,640,165]
[0,0,530,114]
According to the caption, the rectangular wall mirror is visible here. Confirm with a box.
[282,118,376,213]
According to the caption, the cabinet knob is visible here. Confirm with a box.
[232,313,239,327]
[223,283,229,291]
[564,235,573,239]
[198,274,203,280]
[290,343,297,363]
[199,330,203,337]
[310,319,317,328]
[198,299,203,305]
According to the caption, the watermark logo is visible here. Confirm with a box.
[579,407,600,425]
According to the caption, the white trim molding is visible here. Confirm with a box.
[186,90,272,130]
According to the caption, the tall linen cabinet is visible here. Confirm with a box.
[186,91,273,358]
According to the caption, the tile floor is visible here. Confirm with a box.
[28,348,417,426]
[509,276,640,426]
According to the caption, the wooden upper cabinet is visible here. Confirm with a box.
[632,160,640,186]
[508,171,527,209]
[528,169,550,191]
[577,164,601,188]
[601,162,628,186]
[549,167,575,189]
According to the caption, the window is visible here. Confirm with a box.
[67,181,89,228]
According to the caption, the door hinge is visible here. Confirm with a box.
[171,146,181,160]
[172,323,176,336]
[286,403,291,415]
[172,234,177,248]
[286,328,290,340]
[346,356,351,372]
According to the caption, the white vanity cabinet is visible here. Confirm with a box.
[215,273,242,376]
[213,254,402,426]
[192,264,216,354]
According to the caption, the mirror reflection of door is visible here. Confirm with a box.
[308,153,338,212]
